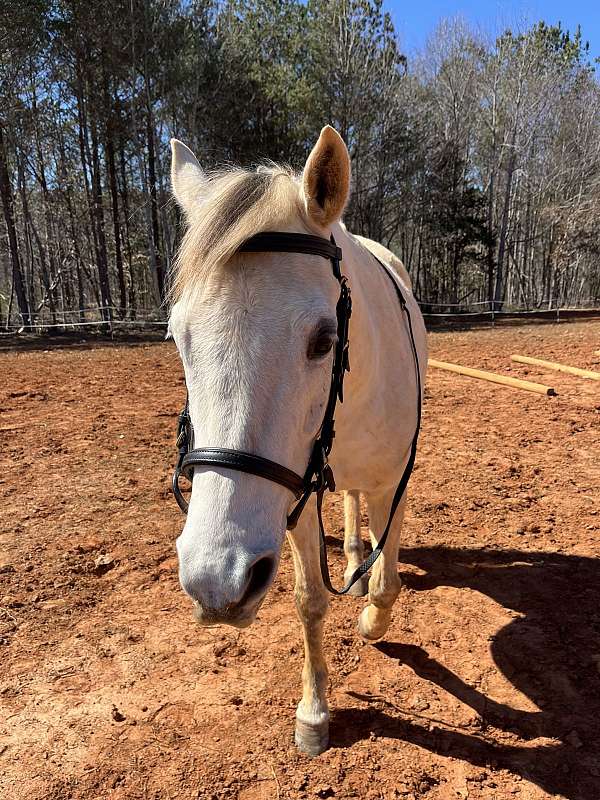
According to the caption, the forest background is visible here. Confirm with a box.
[1,0,599,329]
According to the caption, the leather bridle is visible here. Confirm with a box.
[172,231,422,595]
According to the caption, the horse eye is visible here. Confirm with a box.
[307,329,336,360]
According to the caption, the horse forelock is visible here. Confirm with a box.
[171,164,302,304]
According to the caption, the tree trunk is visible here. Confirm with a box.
[106,132,126,317]
[494,147,517,310]
[118,132,136,317]
[486,169,495,311]
[90,110,113,322]
[146,102,164,300]
[30,73,58,323]
[15,149,35,314]
[58,128,86,322]
[103,66,126,318]
[0,123,31,326]
[75,70,104,313]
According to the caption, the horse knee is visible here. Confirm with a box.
[344,538,364,563]
[294,586,328,624]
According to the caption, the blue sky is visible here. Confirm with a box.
[385,0,599,63]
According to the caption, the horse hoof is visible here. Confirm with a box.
[358,605,391,642]
[295,717,329,756]
[344,573,369,597]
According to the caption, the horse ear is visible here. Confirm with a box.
[302,126,351,227]
[171,139,207,216]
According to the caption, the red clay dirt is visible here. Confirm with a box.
[1,321,599,800]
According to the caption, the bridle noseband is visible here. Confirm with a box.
[172,231,421,595]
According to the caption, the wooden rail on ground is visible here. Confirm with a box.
[511,355,600,381]
[428,359,556,396]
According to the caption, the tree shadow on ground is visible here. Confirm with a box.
[331,546,600,800]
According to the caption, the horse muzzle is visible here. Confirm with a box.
[177,547,277,628]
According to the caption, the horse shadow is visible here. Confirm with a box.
[331,545,600,800]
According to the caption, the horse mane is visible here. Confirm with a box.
[171,163,301,303]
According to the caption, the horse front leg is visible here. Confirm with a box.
[342,489,369,597]
[288,497,330,756]
[358,487,407,641]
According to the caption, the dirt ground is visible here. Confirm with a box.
[1,321,599,800]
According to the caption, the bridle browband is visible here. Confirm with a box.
[172,231,421,595]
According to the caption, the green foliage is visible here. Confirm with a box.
[498,20,591,70]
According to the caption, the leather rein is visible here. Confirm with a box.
[172,231,422,595]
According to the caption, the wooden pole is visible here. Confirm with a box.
[428,359,556,396]
[511,354,600,381]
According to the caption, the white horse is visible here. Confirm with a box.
[169,126,427,755]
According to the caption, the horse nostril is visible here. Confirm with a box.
[242,554,275,605]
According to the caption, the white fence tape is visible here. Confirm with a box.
[2,303,599,333]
